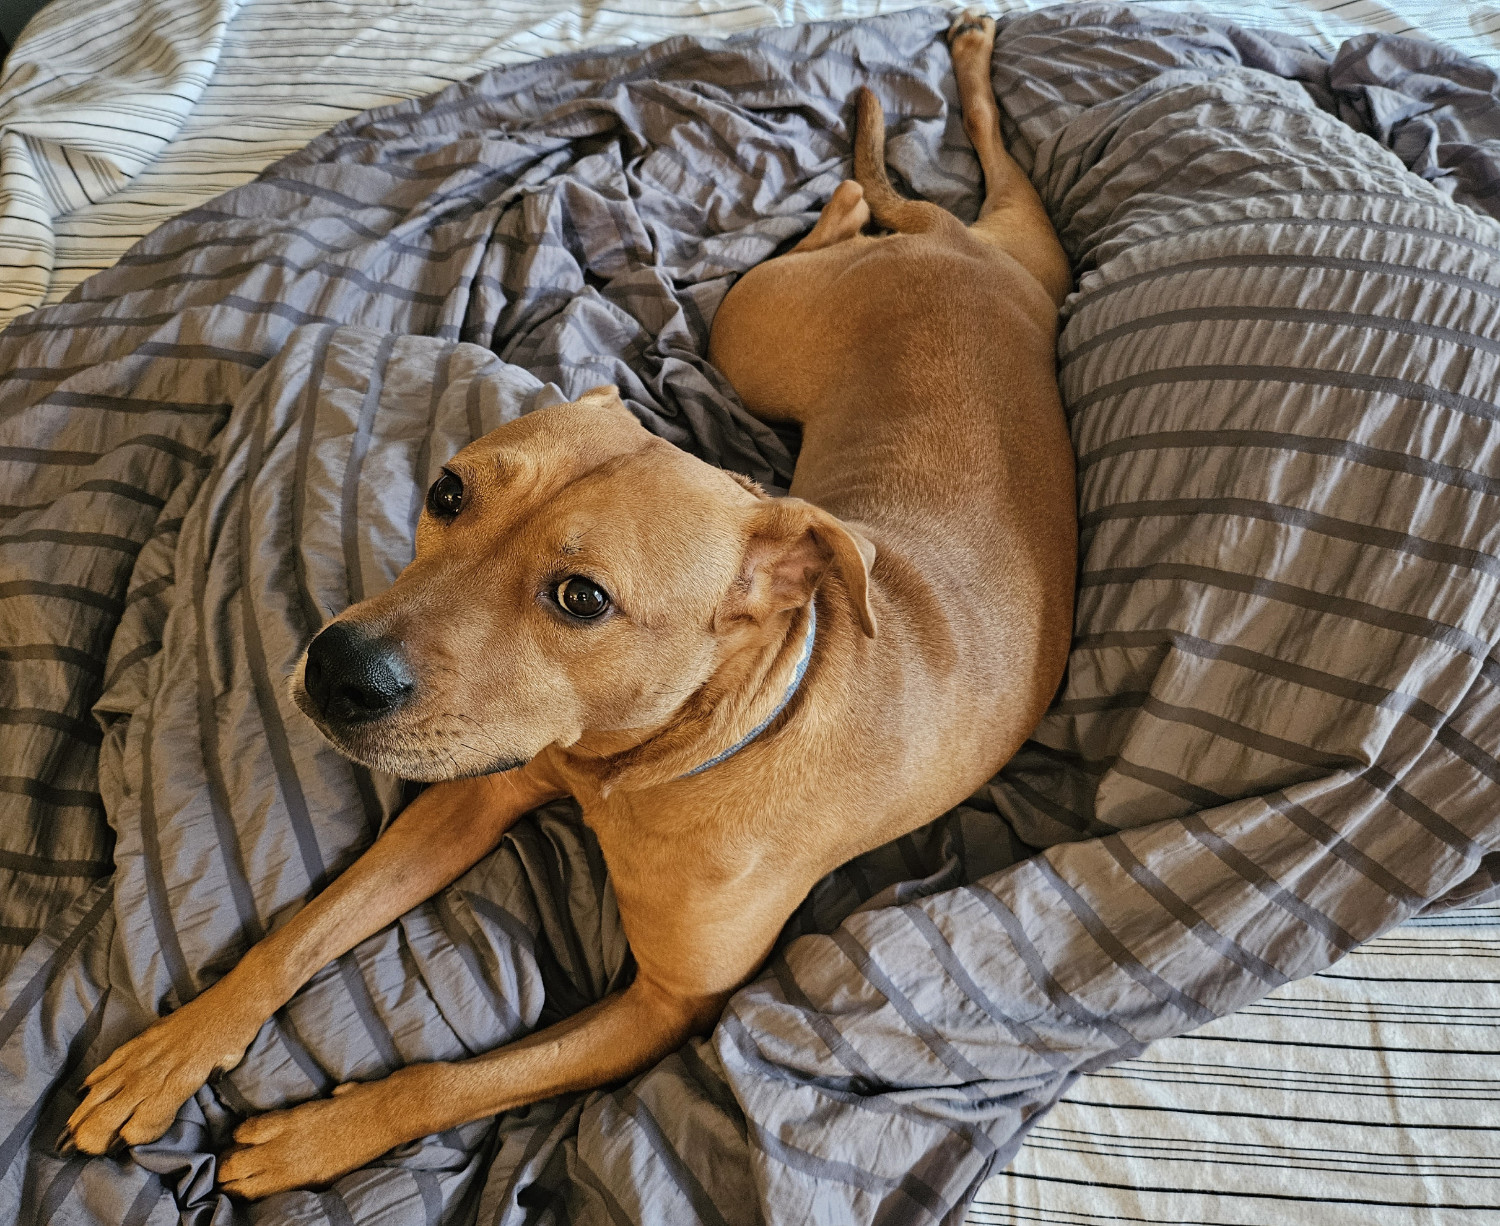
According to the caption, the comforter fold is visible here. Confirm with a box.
[4,5,1500,1223]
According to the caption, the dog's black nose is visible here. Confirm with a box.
[303,622,415,725]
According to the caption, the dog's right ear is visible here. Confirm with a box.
[716,497,877,637]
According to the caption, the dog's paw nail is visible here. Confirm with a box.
[55,1129,76,1158]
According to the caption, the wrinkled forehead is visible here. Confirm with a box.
[447,398,649,489]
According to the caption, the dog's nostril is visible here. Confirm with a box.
[304,622,416,724]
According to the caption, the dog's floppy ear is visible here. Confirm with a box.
[719,497,877,637]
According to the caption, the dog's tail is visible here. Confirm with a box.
[853,87,962,237]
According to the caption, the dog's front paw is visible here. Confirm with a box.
[218,1079,410,1198]
[60,999,260,1156]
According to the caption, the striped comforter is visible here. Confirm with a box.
[2,3,1500,1223]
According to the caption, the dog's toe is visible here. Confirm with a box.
[948,8,994,46]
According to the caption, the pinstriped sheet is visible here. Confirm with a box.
[2,3,1500,1225]
[6,0,1500,330]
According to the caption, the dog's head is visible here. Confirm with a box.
[290,387,875,781]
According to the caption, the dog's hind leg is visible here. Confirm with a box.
[793,178,871,252]
[948,9,1071,304]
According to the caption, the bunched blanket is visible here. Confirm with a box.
[3,4,1500,1222]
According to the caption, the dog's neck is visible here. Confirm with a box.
[559,600,818,795]
[679,601,815,778]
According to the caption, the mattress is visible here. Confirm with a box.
[0,2,1497,1224]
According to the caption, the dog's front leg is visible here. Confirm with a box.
[62,764,563,1156]
[217,974,724,1198]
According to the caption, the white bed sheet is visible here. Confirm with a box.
[1,1,1497,1223]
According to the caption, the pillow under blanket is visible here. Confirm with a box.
[2,5,1500,1226]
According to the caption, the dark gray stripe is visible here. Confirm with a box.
[1072,626,1449,730]
[340,331,398,607]
[118,1175,162,1226]
[765,953,884,1086]
[42,390,227,418]
[1082,495,1500,581]
[1099,691,1360,773]
[137,706,198,1006]
[0,644,103,674]
[317,1188,359,1226]
[1079,427,1500,503]
[898,904,1068,1069]
[612,1085,733,1226]
[1100,834,1289,987]
[287,325,336,636]
[34,1153,87,1222]
[463,367,484,444]
[1070,362,1500,427]
[0,580,122,618]
[429,890,524,1037]
[407,343,455,539]
[0,881,111,1049]
[1103,755,1230,811]
[1262,791,1428,911]
[192,486,266,949]
[961,882,1139,1046]
[0,848,107,877]
[0,983,109,1179]
[1079,562,1491,658]
[0,775,106,813]
[829,927,987,1082]
[1180,814,1362,953]
[0,527,140,553]
[1361,765,1488,861]
[412,1169,443,1226]
[237,382,330,892]
[748,1117,949,1221]
[1074,251,1500,316]
[1033,856,1217,1026]
[1060,303,1500,373]
[0,706,101,743]
[1077,203,1500,286]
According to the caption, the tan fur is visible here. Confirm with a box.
[62,13,1076,1196]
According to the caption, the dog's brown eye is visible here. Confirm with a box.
[556,576,609,619]
[426,470,463,519]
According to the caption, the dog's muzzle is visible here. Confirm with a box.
[302,622,416,726]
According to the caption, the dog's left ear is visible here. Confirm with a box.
[719,497,877,637]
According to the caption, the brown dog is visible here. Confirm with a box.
[62,12,1075,1197]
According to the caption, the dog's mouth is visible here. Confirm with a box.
[290,664,528,782]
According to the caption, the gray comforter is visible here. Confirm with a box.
[4,4,1500,1223]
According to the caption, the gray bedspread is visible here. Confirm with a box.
[4,4,1500,1223]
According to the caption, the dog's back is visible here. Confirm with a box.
[708,69,1076,857]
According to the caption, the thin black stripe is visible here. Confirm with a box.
[1005,1168,1492,1209]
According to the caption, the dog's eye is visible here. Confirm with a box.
[426,470,464,519]
[556,576,610,620]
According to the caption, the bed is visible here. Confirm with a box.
[1,2,1498,1224]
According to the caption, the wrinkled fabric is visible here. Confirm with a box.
[4,5,1500,1224]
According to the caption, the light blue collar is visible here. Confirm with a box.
[680,602,817,778]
